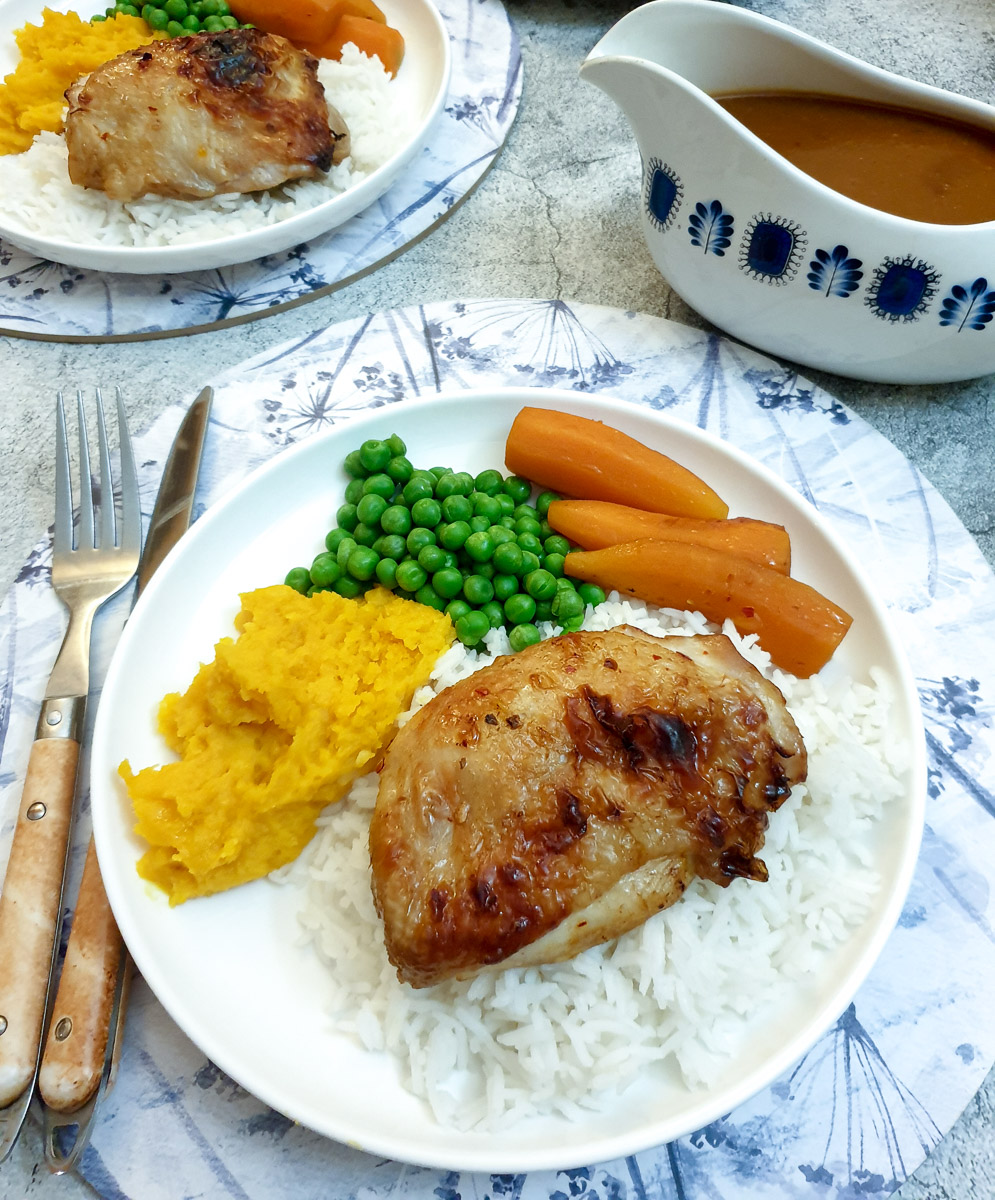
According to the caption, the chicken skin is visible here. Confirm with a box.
[370,628,807,988]
[64,29,348,202]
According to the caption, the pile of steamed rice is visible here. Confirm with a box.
[0,45,408,248]
[277,595,904,1131]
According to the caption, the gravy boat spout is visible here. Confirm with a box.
[580,0,995,384]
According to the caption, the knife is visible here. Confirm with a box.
[36,386,213,1172]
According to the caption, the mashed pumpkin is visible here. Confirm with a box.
[119,584,454,905]
[0,9,160,156]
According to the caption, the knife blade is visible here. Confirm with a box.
[36,386,213,1171]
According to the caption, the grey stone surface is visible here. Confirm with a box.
[1,0,994,1195]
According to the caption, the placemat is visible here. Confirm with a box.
[0,0,520,343]
[1,298,993,1198]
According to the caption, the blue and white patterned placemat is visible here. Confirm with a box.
[2,299,993,1198]
[0,0,519,342]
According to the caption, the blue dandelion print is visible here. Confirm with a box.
[808,244,864,297]
[644,158,684,232]
[688,200,734,256]
[938,277,995,331]
[739,214,806,283]
[865,255,940,322]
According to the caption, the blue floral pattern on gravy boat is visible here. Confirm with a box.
[865,256,942,322]
[739,214,807,283]
[644,159,684,232]
[4,298,995,1200]
[939,277,995,331]
[688,200,734,255]
[808,245,864,297]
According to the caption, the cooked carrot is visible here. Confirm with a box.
[314,14,405,74]
[227,0,386,54]
[564,539,852,677]
[505,408,729,520]
[547,500,790,573]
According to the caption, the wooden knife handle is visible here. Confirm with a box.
[0,737,79,1108]
[38,839,124,1113]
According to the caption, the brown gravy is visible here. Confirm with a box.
[714,91,995,225]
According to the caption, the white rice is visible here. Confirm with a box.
[0,45,407,247]
[277,596,905,1130]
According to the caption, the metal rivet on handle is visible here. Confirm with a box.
[0,1016,7,1036]
[46,711,61,727]
[26,802,46,821]
[54,1017,73,1042]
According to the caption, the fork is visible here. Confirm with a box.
[0,389,140,1159]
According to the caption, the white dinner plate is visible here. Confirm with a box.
[0,0,450,273]
[90,387,926,1173]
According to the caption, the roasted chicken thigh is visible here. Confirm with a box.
[64,29,347,202]
[370,628,807,988]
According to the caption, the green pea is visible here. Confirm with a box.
[428,465,452,481]
[440,550,459,570]
[417,544,447,574]
[343,449,367,478]
[356,493,388,526]
[520,551,541,575]
[335,503,358,531]
[163,0,187,16]
[544,534,571,556]
[534,599,554,623]
[552,588,585,623]
[493,542,523,576]
[402,475,434,506]
[503,476,532,504]
[454,472,475,496]
[220,13,238,26]
[541,553,564,577]
[464,531,495,563]
[495,494,515,517]
[284,567,310,595]
[504,593,537,625]
[475,561,496,580]
[91,12,107,20]
[336,536,357,572]
[513,503,536,522]
[472,493,502,523]
[524,569,557,601]
[489,525,516,546]
[433,472,461,499]
[376,533,407,561]
[474,469,504,495]
[468,515,489,534]
[375,557,398,589]
[352,522,379,548]
[455,610,490,647]
[493,573,518,602]
[310,552,341,588]
[117,2,140,14]
[146,7,169,28]
[578,582,607,607]
[406,527,436,555]
[432,567,464,599]
[438,520,470,551]
[322,528,346,553]
[166,18,186,34]
[198,0,220,12]
[463,574,494,605]
[378,505,410,537]
[517,532,543,556]
[446,598,472,623]
[333,575,364,599]
[362,473,394,499]
[441,493,473,523]
[386,455,413,483]
[536,491,560,518]
[342,478,364,505]
[386,433,407,456]
[415,584,446,612]
[395,560,427,592]
[411,497,442,528]
[481,600,505,630]
[348,546,380,581]
[509,623,541,652]
[359,439,392,473]
[182,13,201,28]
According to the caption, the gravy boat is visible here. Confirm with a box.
[580,0,995,383]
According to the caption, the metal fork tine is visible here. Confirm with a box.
[95,389,115,551]
[76,390,95,553]
[115,387,141,558]
[53,393,73,558]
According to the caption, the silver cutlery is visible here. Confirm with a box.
[0,388,140,1161]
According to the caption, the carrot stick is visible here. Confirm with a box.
[227,0,386,53]
[548,500,790,573]
[314,14,404,73]
[564,539,851,677]
[505,407,729,520]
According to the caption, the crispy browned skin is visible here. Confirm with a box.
[370,629,807,988]
[64,29,348,202]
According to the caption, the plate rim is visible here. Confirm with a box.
[90,384,928,1172]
